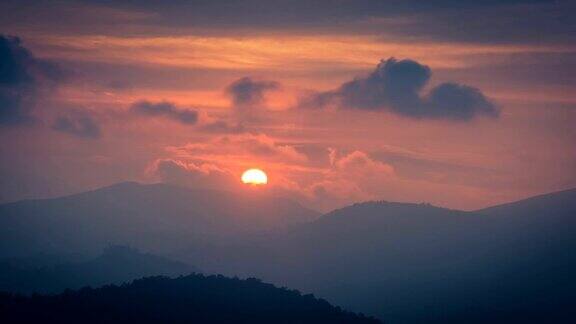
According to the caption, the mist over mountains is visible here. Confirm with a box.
[0,182,318,258]
[247,189,576,322]
[1,0,574,322]
[0,183,575,323]
[0,245,197,294]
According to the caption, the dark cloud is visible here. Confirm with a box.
[425,83,498,120]
[130,100,198,125]
[0,34,64,126]
[52,110,101,139]
[199,120,245,134]
[226,77,279,108]
[42,1,572,45]
[300,58,498,121]
[389,1,576,45]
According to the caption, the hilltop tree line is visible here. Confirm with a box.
[0,274,381,324]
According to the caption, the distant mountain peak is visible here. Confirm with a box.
[0,181,319,258]
[316,199,458,223]
[476,187,576,213]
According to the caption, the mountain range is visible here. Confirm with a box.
[0,245,197,294]
[1,182,575,323]
[254,189,576,323]
[0,182,318,258]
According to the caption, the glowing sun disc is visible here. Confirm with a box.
[241,169,268,185]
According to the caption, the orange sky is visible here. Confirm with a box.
[0,0,574,211]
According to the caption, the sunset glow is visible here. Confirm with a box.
[0,0,573,212]
[241,169,268,185]
[0,2,575,323]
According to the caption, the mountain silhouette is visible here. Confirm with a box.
[225,188,576,323]
[0,182,319,257]
[0,245,197,294]
[0,274,380,324]
[1,183,575,323]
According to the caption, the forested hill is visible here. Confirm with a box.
[0,274,381,324]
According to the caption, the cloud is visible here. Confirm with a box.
[173,133,307,164]
[425,82,499,120]
[303,150,396,210]
[155,134,312,201]
[226,77,279,117]
[199,120,245,134]
[52,110,101,139]
[0,34,64,126]
[130,100,199,125]
[47,1,574,45]
[300,57,499,121]
[148,158,238,190]
[335,150,395,175]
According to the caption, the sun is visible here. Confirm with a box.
[241,168,268,185]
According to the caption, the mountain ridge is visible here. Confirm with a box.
[0,181,319,258]
[2,183,575,322]
[0,274,381,324]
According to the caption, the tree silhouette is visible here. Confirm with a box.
[0,274,381,323]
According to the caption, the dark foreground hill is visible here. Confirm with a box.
[0,274,380,324]
[2,181,575,323]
